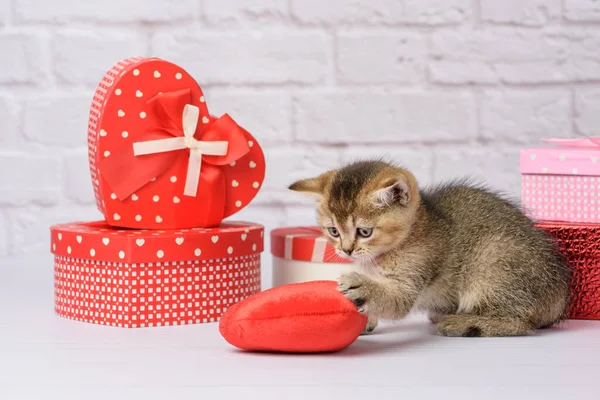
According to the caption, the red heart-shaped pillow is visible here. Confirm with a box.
[219,280,367,353]
[88,57,265,229]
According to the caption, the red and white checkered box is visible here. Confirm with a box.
[51,220,263,328]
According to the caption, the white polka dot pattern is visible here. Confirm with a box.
[87,56,145,216]
[51,221,264,263]
[87,57,266,230]
[54,254,261,328]
[521,175,600,223]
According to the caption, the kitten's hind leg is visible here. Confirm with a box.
[361,315,378,335]
[437,315,535,337]
[428,311,446,324]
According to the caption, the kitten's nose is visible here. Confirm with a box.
[342,249,353,256]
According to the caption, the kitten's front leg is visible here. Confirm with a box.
[337,271,377,314]
[362,315,378,335]
[337,273,378,334]
[337,271,415,321]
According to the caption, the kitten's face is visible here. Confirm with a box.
[289,161,420,263]
[316,206,407,262]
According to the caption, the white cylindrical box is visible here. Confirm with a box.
[270,226,355,287]
[272,256,354,286]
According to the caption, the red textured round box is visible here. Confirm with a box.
[270,227,354,287]
[536,222,600,320]
[50,220,263,328]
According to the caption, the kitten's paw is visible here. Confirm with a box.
[337,271,372,314]
[437,315,532,337]
[361,316,378,335]
[437,315,482,337]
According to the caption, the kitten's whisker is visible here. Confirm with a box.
[363,254,381,275]
[369,255,380,269]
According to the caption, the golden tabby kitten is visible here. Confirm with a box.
[289,160,571,337]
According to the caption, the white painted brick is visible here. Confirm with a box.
[565,0,600,21]
[433,147,522,197]
[0,152,62,206]
[402,0,471,25]
[295,91,476,143]
[291,0,470,25]
[481,90,571,144]
[14,0,200,23]
[1,0,598,268]
[495,61,600,84]
[431,27,600,84]
[226,205,284,234]
[253,145,342,204]
[0,1,8,26]
[432,60,600,85]
[54,29,148,86]
[22,93,91,147]
[337,32,426,85]
[575,89,600,136]
[282,206,318,227]
[12,205,102,255]
[204,0,288,24]
[0,94,21,148]
[0,212,9,257]
[65,149,94,205]
[204,90,292,144]
[429,61,501,85]
[0,31,48,84]
[431,27,562,63]
[152,30,328,85]
[480,0,561,26]
[291,0,404,25]
[340,146,433,186]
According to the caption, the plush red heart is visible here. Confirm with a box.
[219,280,367,353]
[87,57,265,229]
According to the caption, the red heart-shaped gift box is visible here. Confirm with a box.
[88,57,265,229]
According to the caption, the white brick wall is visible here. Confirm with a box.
[1,1,598,287]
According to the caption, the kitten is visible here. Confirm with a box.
[288,160,572,337]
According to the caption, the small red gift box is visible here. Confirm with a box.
[88,57,265,229]
[270,227,353,287]
[537,222,600,320]
[50,221,263,328]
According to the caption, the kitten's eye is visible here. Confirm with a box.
[357,228,373,238]
[327,227,340,238]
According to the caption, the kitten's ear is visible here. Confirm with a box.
[371,176,410,208]
[288,171,334,201]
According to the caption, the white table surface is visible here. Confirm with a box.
[2,255,600,400]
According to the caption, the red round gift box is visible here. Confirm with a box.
[50,220,263,328]
[270,226,353,287]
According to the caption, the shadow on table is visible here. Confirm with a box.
[332,320,437,357]
[227,319,437,358]
[335,336,433,357]
[228,335,433,358]
[367,319,433,335]
[226,316,597,358]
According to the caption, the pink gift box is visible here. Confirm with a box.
[520,138,600,223]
